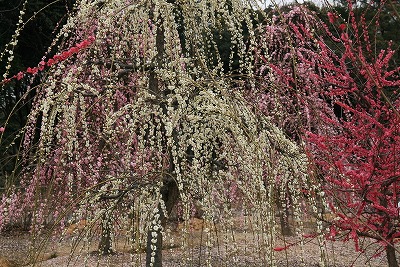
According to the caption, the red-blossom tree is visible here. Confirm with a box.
[305,17,400,266]
[254,3,400,266]
[309,5,400,266]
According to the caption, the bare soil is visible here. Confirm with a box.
[0,219,398,267]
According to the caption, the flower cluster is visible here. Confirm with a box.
[254,4,400,264]
[1,36,95,84]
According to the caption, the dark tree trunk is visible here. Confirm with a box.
[146,180,179,267]
[386,243,399,267]
[145,2,182,265]
[278,204,292,236]
[275,187,293,236]
[98,213,114,255]
[381,198,399,267]
[145,4,166,266]
[146,211,164,267]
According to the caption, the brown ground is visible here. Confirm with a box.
[0,219,398,267]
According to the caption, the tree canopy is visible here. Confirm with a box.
[0,1,399,267]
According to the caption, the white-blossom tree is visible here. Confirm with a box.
[0,1,322,266]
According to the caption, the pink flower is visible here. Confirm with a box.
[53,55,61,62]
[327,12,337,24]
[76,42,84,49]
[60,51,71,60]
[339,23,346,31]
[69,47,79,54]
[38,60,46,71]
[341,32,349,42]
[87,36,95,43]
[26,67,38,74]
[16,71,24,80]
[0,127,5,133]
[76,37,94,49]
[47,58,55,66]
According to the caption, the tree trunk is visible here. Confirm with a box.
[146,210,164,267]
[145,2,181,265]
[146,180,179,267]
[386,243,399,267]
[278,205,292,236]
[98,213,114,255]
[275,187,293,236]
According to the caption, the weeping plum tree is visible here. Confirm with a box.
[250,5,340,237]
[0,0,321,266]
[253,4,400,267]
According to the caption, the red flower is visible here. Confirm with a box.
[327,12,337,24]
[339,24,346,31]
[47,58,55,66]
[26,67,38,74]
[87,36,95,43]
[60,51,71,60]
[341,32,349,41]
[76,37,94,50]
[16,71,24,80]
[274,245,291,251]
[69,47,79,54]
[302,233,316,238]
[38,60,46,71]
[53,55,61,62]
